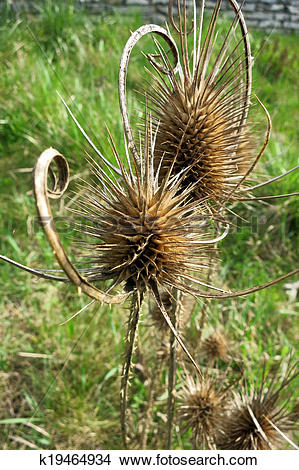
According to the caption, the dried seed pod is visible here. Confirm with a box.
[201,331,228,363]
[177,373,231,449]
[146,0,257,209]
[72,149,215,296]
[216,361,299,450]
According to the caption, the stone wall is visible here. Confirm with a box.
[78,0,299,32]
[2,0,299,32]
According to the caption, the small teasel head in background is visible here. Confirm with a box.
[177,371,234,449]
[200,330,229,365]
[149,290,191,332]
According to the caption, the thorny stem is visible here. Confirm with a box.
[166,289,182,449]
[120,290,144,449]
[197,230,217,343]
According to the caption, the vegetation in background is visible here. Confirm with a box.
[0,1,298,449]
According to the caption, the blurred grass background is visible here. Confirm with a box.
[0,0,298,449]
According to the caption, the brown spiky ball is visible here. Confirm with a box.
[152,83,253,205]
[147,0,257,209]
[178,374,229,449]
[71,119,219,301]
[201,331,228,363]
[216,364,299,450]
[74,165,211,295]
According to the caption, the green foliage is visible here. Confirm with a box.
[0,3,298,449]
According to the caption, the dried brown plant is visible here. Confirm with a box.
[216,361,299,450]
[0,0,298,451]
[119,0,298,214]
[177,372,233,449]
[201,331,229,364]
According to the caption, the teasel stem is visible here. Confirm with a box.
[151,282,203,378]
[120,290,144,449]
[197,227,217,344]
[140,350,163,449]
[166,288,182,449]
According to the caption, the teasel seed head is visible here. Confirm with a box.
[146,0,258,209]
[177,373,230,449]
[73,150,214,296]
[152,83,254,206]
[216,361,299,450]
[201,331,229,364]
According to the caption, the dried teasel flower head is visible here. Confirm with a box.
[216,361,299,450]
[72,131,219,298]
[201,331,229,364]
[142,0,268,210]
[177,372,231,449]
[120,0,298,217]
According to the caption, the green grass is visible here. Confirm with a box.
[0,2,298,450]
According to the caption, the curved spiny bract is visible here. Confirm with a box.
[147,0,255,209]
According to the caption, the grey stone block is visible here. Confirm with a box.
[287,5,299,14]
[259,19,281,28]
[270,4,286,11]
[127,0,149,5]
[283,20,299,29]
[275,12,292,20]
[242,4,256,12]
[248,12,274,20]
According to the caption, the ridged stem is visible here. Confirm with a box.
[197,241,216,343]
[166,288,182,449]
[120,290,143,449]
